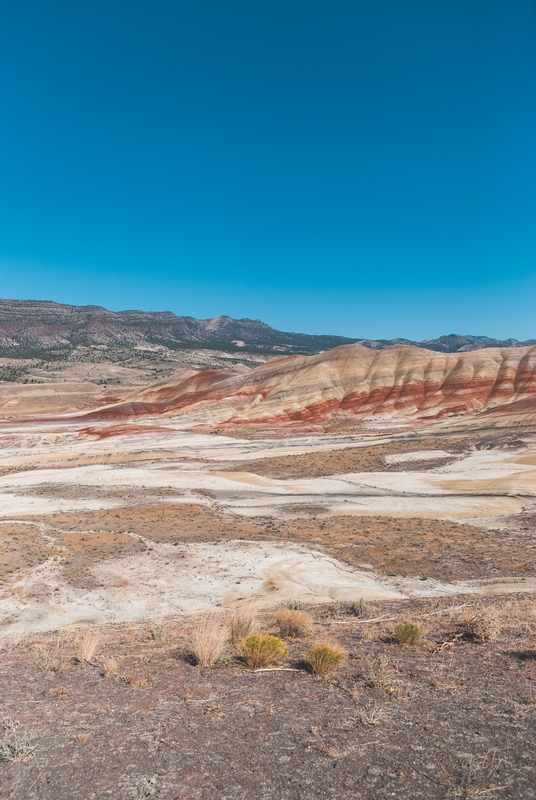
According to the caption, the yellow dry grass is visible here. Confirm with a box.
[190,615,229,666]
[273,608,313,638]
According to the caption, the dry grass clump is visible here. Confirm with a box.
[148,626,166,640]
[441,751,504,798]
[461,610,502,643]
[273,608,313,639]
[0,733,37,763]
[103,657,118,677]
[124,673,147,688]
[240,633,289,668]
[393,622,422,647]
[305,641,345,675]
[368,656,395,694]
[34,639,63,674]
[74,631,100,665]
[497,597,536,639]
[228,603,258,643]
[190,616,229,666]
[335,599,372,618]
[359,701,384,726]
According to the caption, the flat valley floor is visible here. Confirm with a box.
[0,417,535,798]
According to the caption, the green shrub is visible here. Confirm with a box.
[240,633,289,668]
[393,623,422,647]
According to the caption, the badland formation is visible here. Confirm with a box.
[1,299,535,799]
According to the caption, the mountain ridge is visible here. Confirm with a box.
[0,298,533,358]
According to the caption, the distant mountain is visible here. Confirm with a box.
[356,333,536,353]
[0,299,533,359]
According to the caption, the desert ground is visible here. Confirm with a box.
[1,358,535,799]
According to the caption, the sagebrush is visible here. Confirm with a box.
[393,623,422,646]
[240,633,289,668]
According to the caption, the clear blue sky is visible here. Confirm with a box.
[1,0,535,340]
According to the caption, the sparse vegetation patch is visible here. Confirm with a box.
[240,633,289,668]
[273,608,313,638]
[335,599,373,618]
[190,616,229,666]
[393,622,422,646]
[305,641,345,675]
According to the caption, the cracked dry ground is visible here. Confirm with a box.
[1,595,535,799]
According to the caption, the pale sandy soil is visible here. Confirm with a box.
[383,449,452,463]
[0,418,534,635]
[2,529,535,637]
[0,440,534,521]
[0,538,403,636]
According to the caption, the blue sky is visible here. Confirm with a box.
[1,0,535,340]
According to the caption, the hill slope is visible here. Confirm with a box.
[78,343,536,430]
[0,299,533,358]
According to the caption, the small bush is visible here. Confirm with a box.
[103,657,118,677]
[228,604,258,643]
[273,608,313,639]
[335,599,372,618]
[305,641,345,675]
[74,632,100,665]
[393,623,422,647]
[191,616,229,666]
[285,600,307,611]
[240,633,289,669]
[461,611,502,643]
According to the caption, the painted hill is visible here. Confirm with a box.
[78,343,536,430]
[0,299,533,359]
